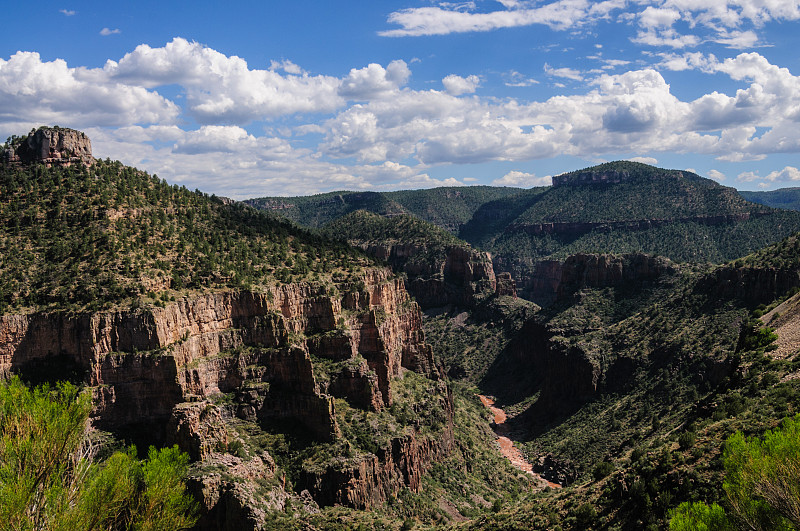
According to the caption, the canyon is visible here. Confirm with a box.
[0,267,454,527]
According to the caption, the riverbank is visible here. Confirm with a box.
[478,394,561,489]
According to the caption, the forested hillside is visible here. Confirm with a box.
[0,160,370,314]
[0,132,528,530]
[246,185,527,235]
[741,187,800,212]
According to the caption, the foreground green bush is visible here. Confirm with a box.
[670,414,800,530]
[0,376,197,530]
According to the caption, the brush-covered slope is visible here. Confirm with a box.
[462,234,800,530]
[323,209,465,248]
[740,187,800,212]
[384,185,526,235]
[464,162,800,299]
[246,185,526,235]
[244,190,407,229]
[522,161,762,223]
[0,159,374,314]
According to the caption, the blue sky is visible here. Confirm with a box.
[1,1,799,198]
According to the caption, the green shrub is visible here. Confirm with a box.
[593,461,614,481]
[678,432,696,450]
[671,414,800,530]
[0,376,197,530]
[669,502,731,531]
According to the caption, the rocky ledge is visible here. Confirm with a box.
[511,252,675,305]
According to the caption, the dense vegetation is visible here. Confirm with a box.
[248,163,800,284]
[738,230,800,270]
[475,163,800,282]
[424,296,538,382]
[522,165,764,224]
[444,240,800,529]
[671,414,800,530]
[384,186,526,235]
[244,191,408,229]
[0,161,371,314]
[322,210,464,248]
[488,212,800,265]
[0,376,197,530]
[246,186,526,235]
[740,188,800,212]
[322,210,470,280]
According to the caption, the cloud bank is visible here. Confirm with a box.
[1,30,799,197]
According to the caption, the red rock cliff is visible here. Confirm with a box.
[360,242,511,308]
[0,267,450,514]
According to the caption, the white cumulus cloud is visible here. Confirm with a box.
[339,60,410,100]
[627,156,659,165]
[743,166,800,183]
[442,74,480,95]
[492,170,552,187]
[104,38,344,123]
[0,51,178,130]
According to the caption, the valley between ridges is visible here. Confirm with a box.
[478,394,562,490]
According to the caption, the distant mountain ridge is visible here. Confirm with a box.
[245,185,525,235]
[740,187,800,212]
[551,160,696,187]
[249,161,800,301]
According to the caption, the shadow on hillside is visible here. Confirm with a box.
[479,319,590,439]
[14,353,88,388]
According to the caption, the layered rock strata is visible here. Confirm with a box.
[0,267,449,513]
[505,213,765,238]
[360,242,512,308]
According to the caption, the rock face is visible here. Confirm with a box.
[359,242,512,308]
[699,265,800,305]
[504,320,600,406]
[0,267,449,514]
[299,382,455,509]
[519,253,674,305]
[2,127,94,167]
[552,168,683,187]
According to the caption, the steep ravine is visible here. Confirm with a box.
[478,395,560,489]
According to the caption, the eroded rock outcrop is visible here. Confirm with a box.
[0,267,449,514]
[2,127,93,167]
[299,381,455,509]
[699,265,800,306]
[521,253,674,305]
[360,242,510,308]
